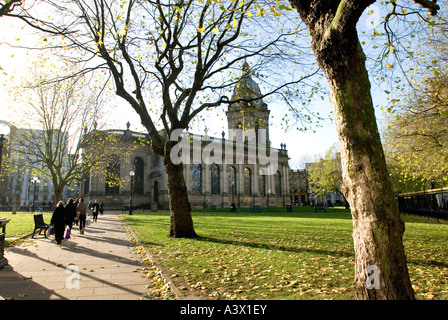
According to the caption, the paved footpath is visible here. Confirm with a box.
[0,211,153,300]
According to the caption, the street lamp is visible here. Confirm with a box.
[129,170,135,215]
[31,177,40,212]
[0,134,6,176]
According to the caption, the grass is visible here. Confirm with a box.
[1,211,53,241]
[3,207,448,299]
[122,207,448,300]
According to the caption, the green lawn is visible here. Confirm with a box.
[3,208,448,300]
[1,211,53,240]
[122,208,448,300]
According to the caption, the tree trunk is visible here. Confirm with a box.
[289,1,415,299]
[164,141,197,238]
[325,40,415,299]
[53,184,64,205]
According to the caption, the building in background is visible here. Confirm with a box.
[80,64,291,210]
[0,121,77,210]
[289,169,309,206]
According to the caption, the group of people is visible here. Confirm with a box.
[50,198,104,245]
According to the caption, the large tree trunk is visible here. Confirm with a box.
[327,40,414,300]
[163,141,197,238]
[290,1,415,299]
[53,182,64,205]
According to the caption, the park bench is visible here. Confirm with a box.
[315,206,328,213]
[250,205,261,212]
[32,214,51,238]
[122,205,134,214]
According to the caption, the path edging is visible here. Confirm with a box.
[119,214,199,300]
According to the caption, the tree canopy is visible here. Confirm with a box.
[307,144,342,198]
[7,57,131,202]
[383,21,448,193]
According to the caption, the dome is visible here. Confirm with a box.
[230,61,265,109]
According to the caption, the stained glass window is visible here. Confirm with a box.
[211,164,220,195]
[275,171,282,197]
[134,157,144,194]
[243,167,251,196]
[192,163,202,195]
[228,166,237,196]
[258,174,266,197]
[105,155,120,195]
[83,174,90,195]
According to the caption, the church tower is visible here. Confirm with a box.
[226,61,270,146]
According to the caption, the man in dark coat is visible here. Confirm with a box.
[65,198,77,230]
[51,201,67,245]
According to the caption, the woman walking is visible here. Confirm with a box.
[65,198,77,230]
[73,198,79,226]
[77,198,88,234]
[51,201,67,245]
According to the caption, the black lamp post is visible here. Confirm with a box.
[0,134,5,176]
[129,170,134,215]
[0,133,6,178]
[31,177,40,212]
[0,134,9,268]
[0,134,5,206]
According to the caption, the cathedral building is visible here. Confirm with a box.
[80,63,291,210]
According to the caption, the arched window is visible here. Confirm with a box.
[153,181,159,202]
[105,155,120,195]
[211,164,220,195]
[149,171,161,202]
[228,166,237,196]
[275,171,282,197]
[83,173,90,195]
[134,157,144,194]
[258,174,266,197]
[192,163,202,195]
[243,167,252,196]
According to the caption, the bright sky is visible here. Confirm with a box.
[0,4,390,170]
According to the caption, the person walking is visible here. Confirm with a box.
[91,199,100,222]
[73,198,79,226]
[50,201,67,245]
[65,198,77,230]
[99,201,104,215]
[77,198,88,235]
